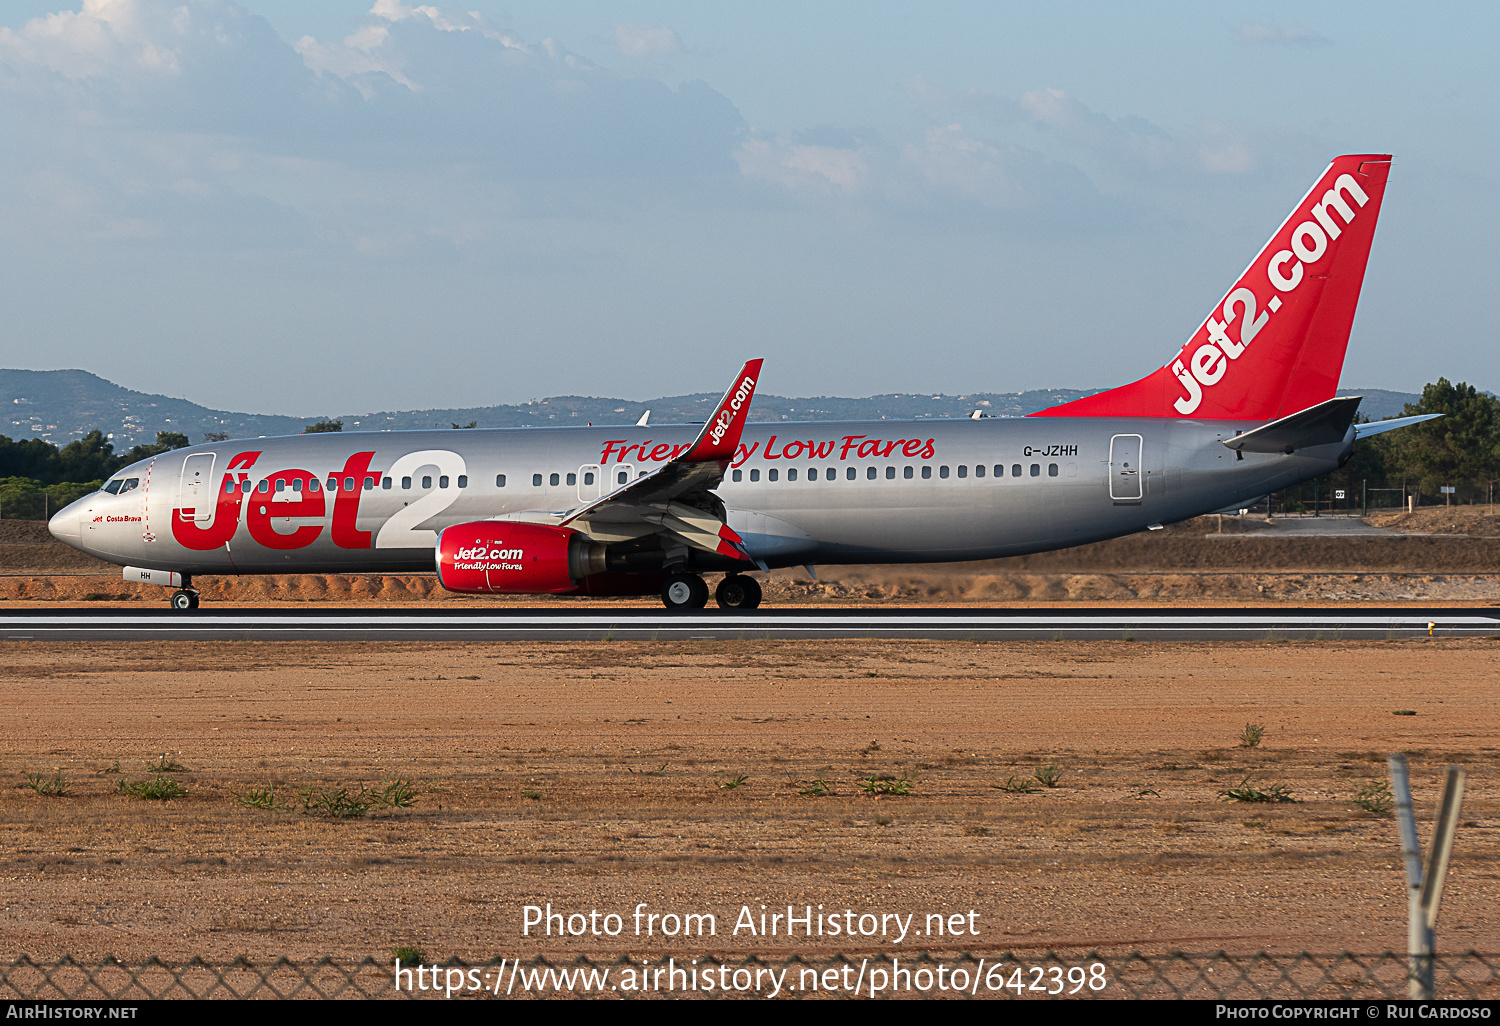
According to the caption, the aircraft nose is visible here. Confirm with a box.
[48,499,84,545]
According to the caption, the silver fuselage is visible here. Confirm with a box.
[48,417,1350,577]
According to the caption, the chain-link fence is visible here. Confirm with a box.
[4,951,1498,999]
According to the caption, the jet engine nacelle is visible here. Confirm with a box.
[436,521,605,595]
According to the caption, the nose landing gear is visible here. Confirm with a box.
[168,573,199,611]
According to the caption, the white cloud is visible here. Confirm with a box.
[294,1,532,94]
[0,0,743,186]
[0,0,261,81]
[735,137,869,194]
[911,79,1254,181]
[611,23,683,59]
[736,122,1106,227]
[903,125,1032,209]
[1029,88,1253,176]
[1234,21,1330,47]
[294,26,417,93]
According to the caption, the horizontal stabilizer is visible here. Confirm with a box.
[1222,396,1362,454]
[1354,413,1442,439]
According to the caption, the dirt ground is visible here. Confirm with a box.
[2,637,1496,967]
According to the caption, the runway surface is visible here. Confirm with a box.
[4,606,1498,641]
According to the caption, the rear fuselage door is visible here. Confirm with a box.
[178,453,217,522]
[1109,434,1143,503]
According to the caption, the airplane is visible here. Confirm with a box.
[49,153,1437,612]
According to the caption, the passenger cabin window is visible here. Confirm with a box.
[258,480,270,493]
[496,475,507,487]
[732,470,742,482]
[382,477,392,489]
[768,469,779,482]
[1030,464,1040,477]
[808,468,817,481]
[616,471,628,484]
[921,466,932,479]
[364,477,374,490]
[975,465,985,478]
[1048,464,1058,477]
[957,465,967,479]
[583,472,594,485]
[309,478,320,492]
[866,467,876,480]
[532,474,542,487]
[438,475,449,488]
[458,475,468,488]
[1012,464,1022,477]
[750,469,760,482]
[275,479,286,492]
[788,469,798,481]
[549,473,560,486]
[566,473,576,486]
[826,467,836,481]
[422,476,433,489]
[402,477,413,489]
[887,467,896,479]
[903,466,913,479]
[939,466,949,479]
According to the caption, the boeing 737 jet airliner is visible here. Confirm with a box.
[49,154,1435,611]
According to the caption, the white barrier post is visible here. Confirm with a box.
[1388,755,1467,1000]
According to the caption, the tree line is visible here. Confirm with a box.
[1288,379,1500,511]
[0,430,193,521]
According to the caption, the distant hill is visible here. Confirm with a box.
[1,370,308,448]
[0,368,1424,448]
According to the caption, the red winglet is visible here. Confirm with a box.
[682,359,764,462]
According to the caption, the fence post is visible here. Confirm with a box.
[1389,755,1467,1000]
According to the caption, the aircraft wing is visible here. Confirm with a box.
[559,359,764,561]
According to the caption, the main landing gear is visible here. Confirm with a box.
[714,573,762,610]
[659,573,763,611]
[661,573,709,611]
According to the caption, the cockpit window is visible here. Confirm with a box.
[104,477,141,495]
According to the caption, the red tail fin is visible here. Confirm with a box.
[1032,154,1391,420]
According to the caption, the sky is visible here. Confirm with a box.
[1,1,1495,417]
